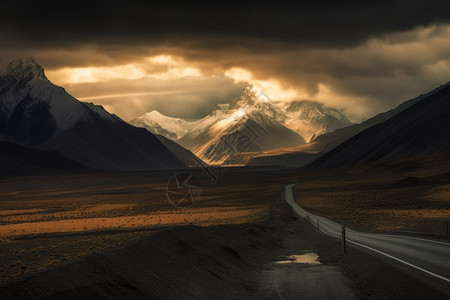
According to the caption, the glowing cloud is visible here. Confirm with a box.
[47,55,201,85]
[47,64,146,84]
[224,67,299,101]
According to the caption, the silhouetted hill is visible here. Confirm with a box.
[309,83,450,168]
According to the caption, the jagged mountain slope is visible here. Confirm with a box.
[0,58,188,170]
[130,87,351,164]
[243,82,450,167]
[155,134,204,167]
[282,100,352,142]
[176,87,305,164]
[309,83,450,169]
[130,110,194,140]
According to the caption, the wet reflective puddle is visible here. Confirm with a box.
[275,252,321,264]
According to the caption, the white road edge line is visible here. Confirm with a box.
[314,221,450,283]
[374,234,450,246]
[285,184,450,284]
[346,239,450,283]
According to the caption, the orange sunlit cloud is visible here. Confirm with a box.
[35,25,450,122]
[46,55,201,85]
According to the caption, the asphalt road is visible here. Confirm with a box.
[259,263,357,300]
[285,184,450,293]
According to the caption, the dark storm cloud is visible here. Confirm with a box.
[2,0,450,122]
[2,0,450,51]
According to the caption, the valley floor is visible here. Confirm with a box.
[294,154,450,237]
[0,165,448,298]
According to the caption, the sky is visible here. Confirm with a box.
[1,0,450,122]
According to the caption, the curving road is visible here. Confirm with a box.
[285,184,450,292]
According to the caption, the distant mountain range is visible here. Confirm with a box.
[240,82,450,167]
[282,100,352,142]
[131,87,351,164]
[0,58,198,171]
[3,58,447,172]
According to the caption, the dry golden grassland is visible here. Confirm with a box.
[0,171,285,282]
[1,155,449,283]
[294,156,450,235]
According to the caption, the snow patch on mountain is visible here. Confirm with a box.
[131,87,309,164]
[130,86,353,164]
[132,86,352,144]
[281,100,352,142]
[130,110,195,140]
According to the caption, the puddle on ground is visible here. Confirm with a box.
[275,252,321,265]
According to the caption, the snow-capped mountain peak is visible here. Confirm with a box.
[230,86,264,108]
[0,58,101,133]
[0,58,190,170]
[130,110,194,140]
[0,58,47,81]
[250,85,271,101]
[0,58,50,112]
[146,110,186,123]
[283,100,346,120]
[226,86,286,124]
[282,100,352,142]
[131,86,353,164]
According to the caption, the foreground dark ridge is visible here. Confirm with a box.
[0,175,447,299]
[308,83,450,169]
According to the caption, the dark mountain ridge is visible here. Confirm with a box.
[0,58,192,170]
[309,83,450,168]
